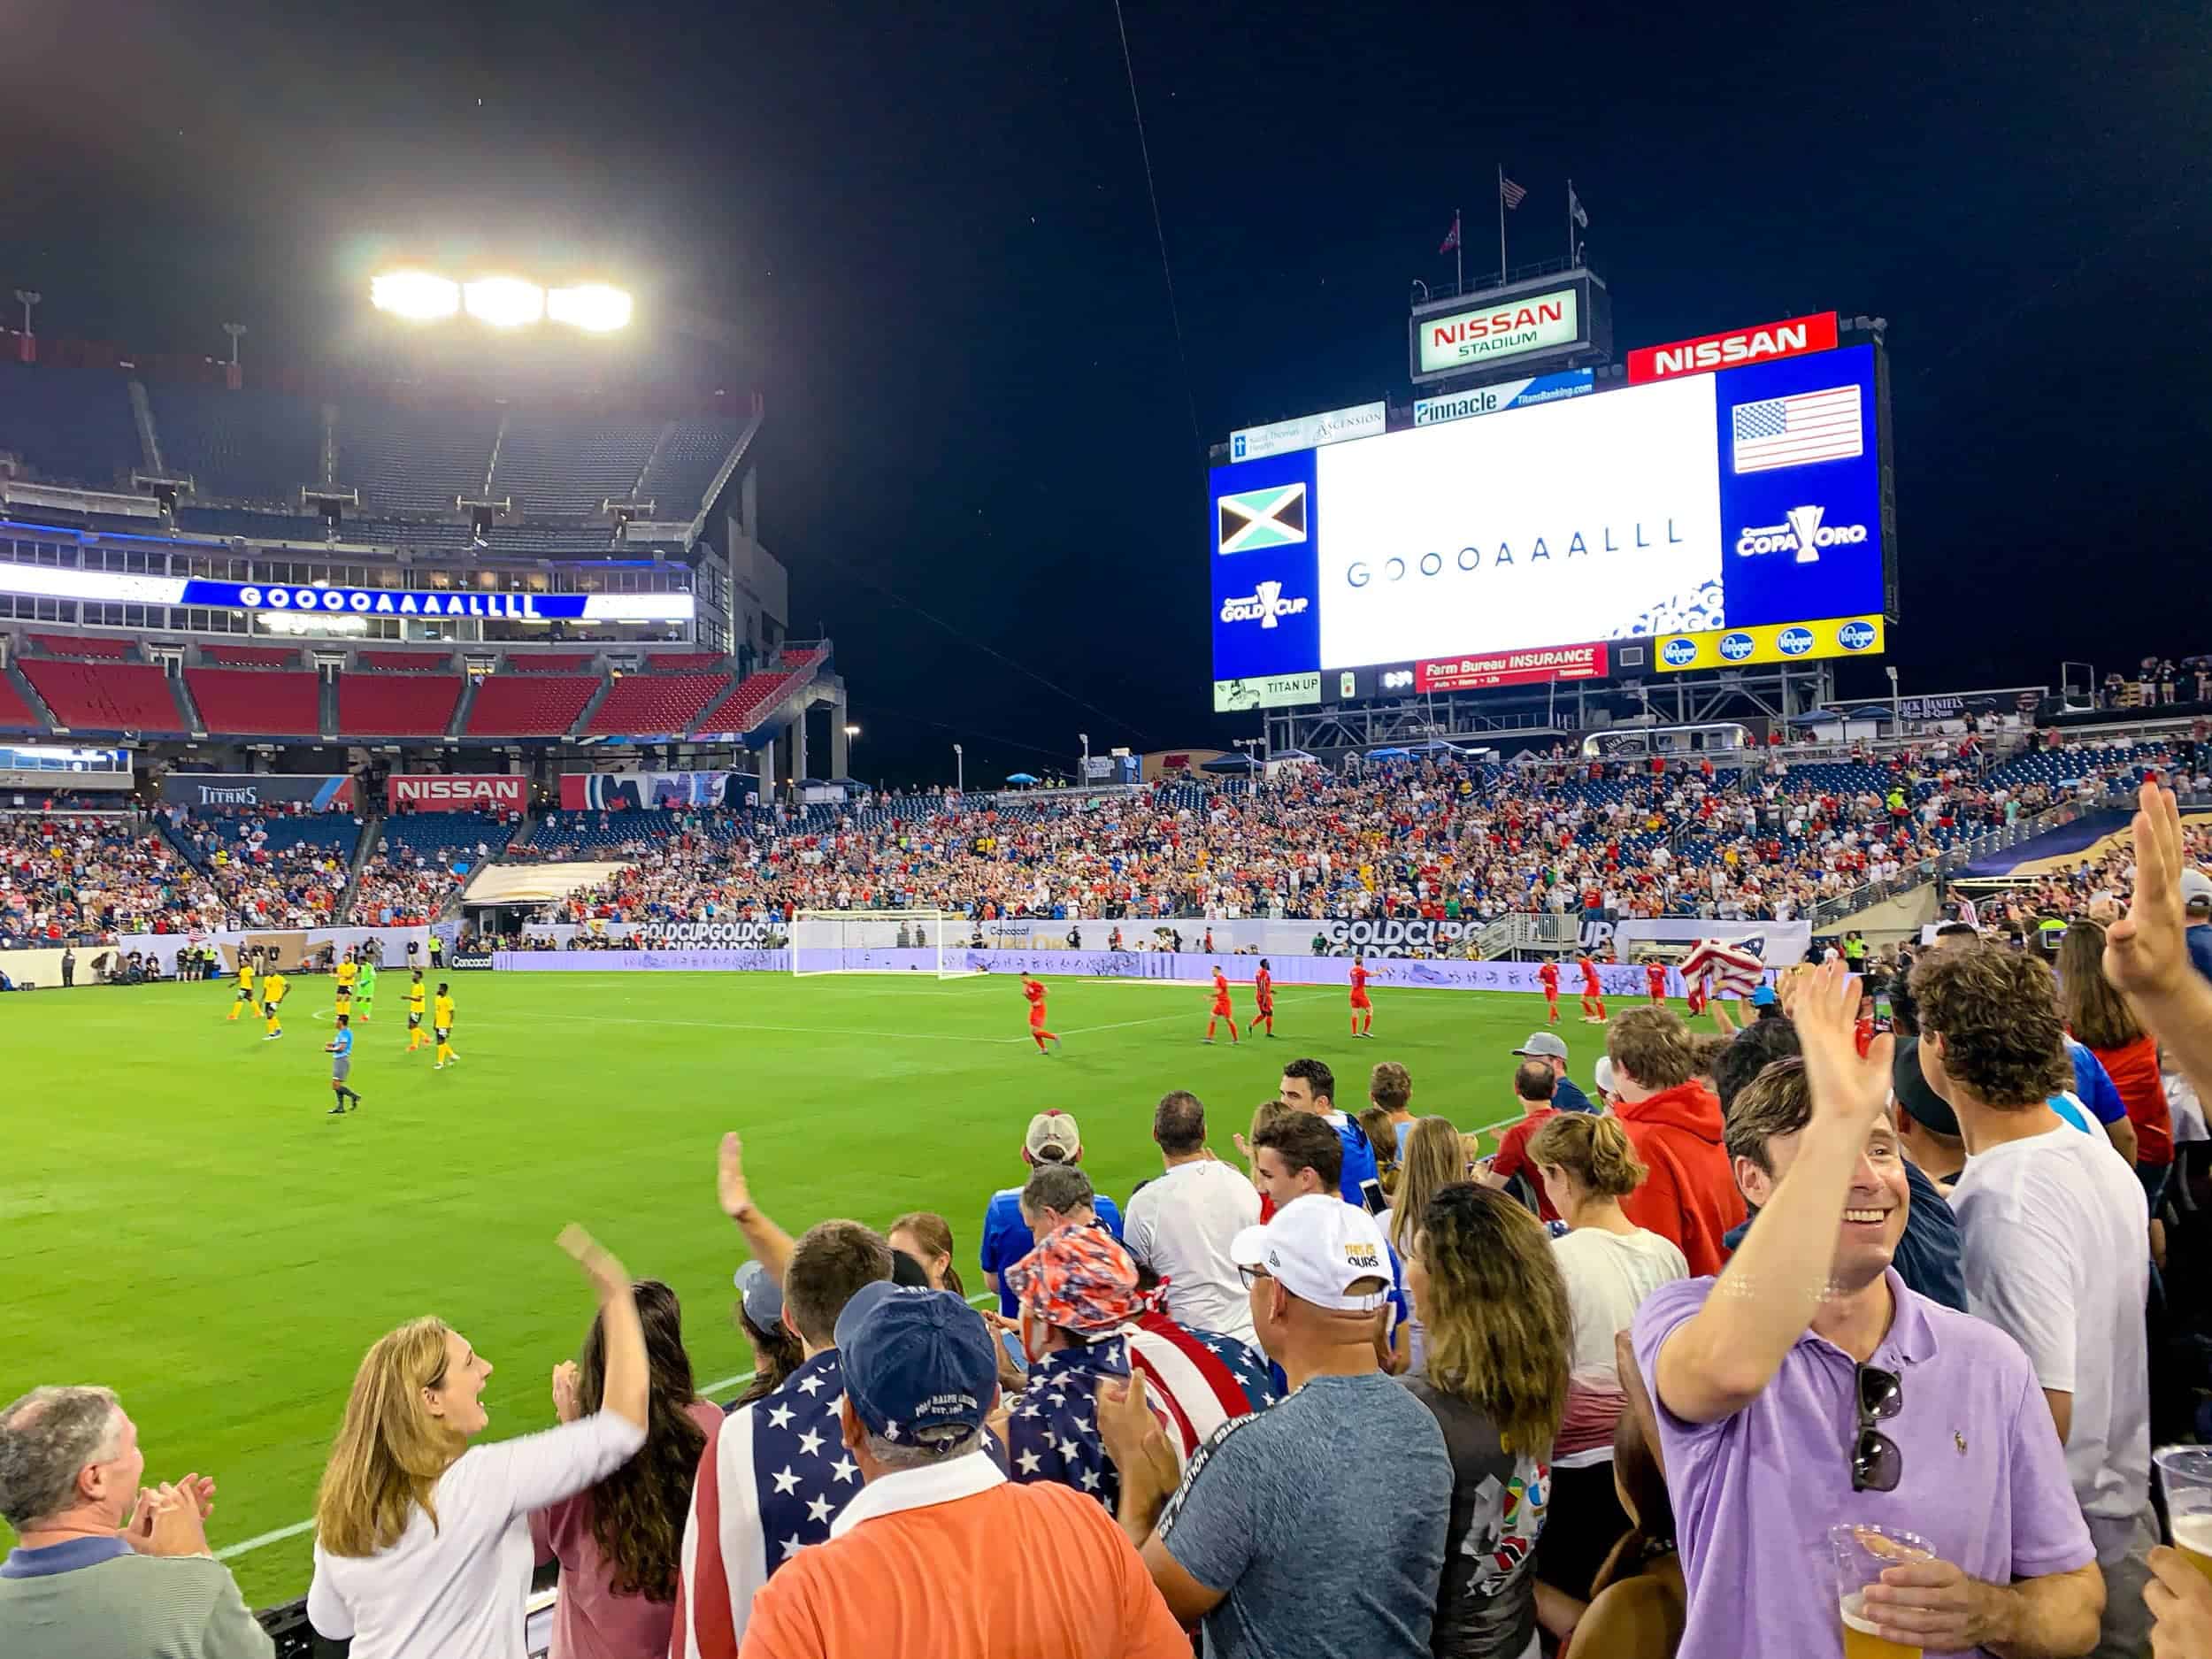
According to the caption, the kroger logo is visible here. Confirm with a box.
[1219,580,1310,629]
[1777,626,1816,657]
[1660,638,1699,667]
[1718,632,1757,662]
[1838,620,1878,651]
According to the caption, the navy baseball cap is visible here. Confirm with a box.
[833,1281,998,1446]
[1892,1036,1961,1138]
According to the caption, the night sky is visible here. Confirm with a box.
[2,0,2207,784]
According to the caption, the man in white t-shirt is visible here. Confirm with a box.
[1123,1091,1262,1346]
[1915,942,2154,1659]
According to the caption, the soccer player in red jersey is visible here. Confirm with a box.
[1204,964,1241,1045]
[1645,957,1669,1008]
[1577,952,1607,1023]
[1539,957,1562,1024]
[1021,973,1060,1054]
[1349,951,1384,1038]
[1252,958,1277,1038]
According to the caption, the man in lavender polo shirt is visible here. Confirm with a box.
[1632,963,2101,1659]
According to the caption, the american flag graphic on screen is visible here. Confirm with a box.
[1731,385,1863,473]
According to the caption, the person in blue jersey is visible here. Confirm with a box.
[325,1013,362,1116]
[1278,1057,1379,1207]
[979,1111,1124,1317]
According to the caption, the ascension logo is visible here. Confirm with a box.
[1735,504,1869,563]
[1219,580,1310,628]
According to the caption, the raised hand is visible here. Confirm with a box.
[2106,781,2191,1002]
[1793,959,1893,1133]
[557,1224,630,1302]
[717,1132,753,1220]
[551,1360,583,1424]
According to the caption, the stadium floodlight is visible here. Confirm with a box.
[547,283,633,333]
[463,277,545,328]
[371,271,461,321]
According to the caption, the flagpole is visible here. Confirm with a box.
[1496,163,1509,285]
[1567,178,1574,265]
[1455,206,1463,295]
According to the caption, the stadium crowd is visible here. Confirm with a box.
[9,779,2212,1659]
[534,739,2123,933]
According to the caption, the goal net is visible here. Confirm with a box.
[790,910,981,978]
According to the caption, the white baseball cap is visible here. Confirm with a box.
[1025,1110,1080,1162]
[1230,1194,1393,1312]
[2182,869,2212,911]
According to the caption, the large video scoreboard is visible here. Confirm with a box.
[1210,335,1893,710]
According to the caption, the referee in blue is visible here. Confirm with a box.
[326,1013,362,1115]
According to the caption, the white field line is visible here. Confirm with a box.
[215,1291,1000,1562]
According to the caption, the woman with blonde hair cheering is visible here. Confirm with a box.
[307,1227,649,1659]
[1401,1181,1572,1659]
[1525,1111,1686,1609]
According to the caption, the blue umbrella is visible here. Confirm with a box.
[1201,753,1256,772]
[1006,772,1041,786]
[1367,746,1412,760]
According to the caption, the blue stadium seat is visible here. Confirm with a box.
[148,385,321,503]
[0,363,138,488]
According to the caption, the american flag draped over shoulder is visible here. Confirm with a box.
[672,1351,859,1659]
[1005,1318,1273,1511]
[673,1350,1008,1657]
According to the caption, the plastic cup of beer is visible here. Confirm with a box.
[1830,1522,1936,1659]
[2155,1447,2212,1585]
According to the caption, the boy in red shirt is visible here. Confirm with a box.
[1021,974,1061,1054]
[1578,953,1607,1024]
[1539,958,1561,1024]
[1204,964,1240,1045]
[1251,958,1276,1038]
[1645,958,1669,1008]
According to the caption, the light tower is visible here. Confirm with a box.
[223,322,246,390]
[12,289,39,364]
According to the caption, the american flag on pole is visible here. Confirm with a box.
[1731,385,1863,474]
[1499,173,1527,208]
[1681,937,1768,999]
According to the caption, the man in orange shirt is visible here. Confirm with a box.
[737,1281,1187,1659]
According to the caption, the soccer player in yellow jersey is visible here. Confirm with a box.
[432,982,457,1070]
[334,953,358,1020]
[405,970,428,1052]
[227,954,256,1022]
[262,970,289,1041]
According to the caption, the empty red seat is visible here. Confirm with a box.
[338,673,462,736]
[508,652,596,672]
[584,672,732,737]
[0,674,43,731]
[465,673,597,737]
[357,649,453,672]
[641,651,727,672]
[21,661,183,732]
[185,668,319,737]
[30,633,139,661]
[200,645,298,667]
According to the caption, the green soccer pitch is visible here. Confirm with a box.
[1,966,1600,1606]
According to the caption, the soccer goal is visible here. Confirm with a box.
[790,910,982,978]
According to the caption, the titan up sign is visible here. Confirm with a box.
[1626,311,1839,383]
